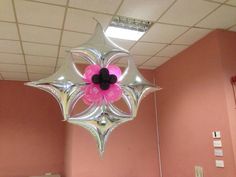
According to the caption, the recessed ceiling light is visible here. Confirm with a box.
[105,16,152,41]
[105,26,145,41]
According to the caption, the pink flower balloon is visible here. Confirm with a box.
[83,64,100,83]
[107,65,122,79]
[82,64,122,105]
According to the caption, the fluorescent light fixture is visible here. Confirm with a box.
[105,26,145,41]
[105,16,152,41]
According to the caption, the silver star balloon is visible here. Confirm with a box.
[68,101,133,155]
[25,53,86,120]
[25,21,160,155]
[67,23,160,155]
[70,21,129,67]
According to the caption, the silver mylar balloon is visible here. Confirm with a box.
[70,22,129,66]
[25,53,86,120]
[25,21,160,155]
[67,22,160,155]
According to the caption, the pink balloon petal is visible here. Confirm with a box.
[83,84,103,104]
[107,65,122,79]
[103,84,122,103]
[84,65,100,83]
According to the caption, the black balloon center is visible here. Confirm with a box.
[92,68,117,90]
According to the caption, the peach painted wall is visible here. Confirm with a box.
[0,81,66,177]
[64,69,161,177]
[218,30,236,164]
[155,30,236,177]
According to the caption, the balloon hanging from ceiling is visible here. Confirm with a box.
[25,22,160,155]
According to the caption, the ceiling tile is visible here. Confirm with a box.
[226,0,236,6]
[209,0,225,2]
[25,55,56,67]
[118,0,175,21]
[159,0,218,26]
[141,23,188,43]
[61,31,91,47]
[56,57,64,67]
[0,53,24,64]
[173,28,211,45]
[229,25,236,32]
[0,0,15,22]
[130,42,166,56]
[15,0,65,28]
[64,8,112,33]
[19,24,61,45]
[27,65,54,74]
[139,65,156,70]
[33,0,68,5]
[69,0,122,14]
[0,40,22,53]
[196,5,236,29]
[157,44,188,57]
[0,22,19,40]
[0,64,26,72]
[117,55,151,65]
[59,46,70,58]
[142,56,170,67]
[29,73,50,81]
[109,38,135,50]
[56,57,88,68]
[23,42,58,57]
[1,72,28,81]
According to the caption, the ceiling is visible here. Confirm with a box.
[0,0,236,81]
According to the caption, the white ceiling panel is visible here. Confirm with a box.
[226,0,236,6]
[1,71,28,81]
[15,0,65,28]
[109,38,135,50]
[23,42,58,57]
[208,0,226,3]
[0,0,235,81]
[33,0,68,5]
[229,25,236,32]
[139,65,156,70]
[0,40,22,54]
[27,65,54,74]
[118,0,175,21]
[196,5,236,29]
[142,56,170,68]
[118,55,151,65]
[141,23,188,43]
[64,8,112,33]
[173,28,211,45]
[0,0,15,22]
[25,55,56,67]
[0,53,24,64]
[159,0,218,26]
[0,22,19,40]
[157,44,188,57]
[69,0,122,14]
[130,42,166,56]
[59,46,71,58]
[0,63,26,72]
[61,31,91,47]
[19,24,61,45]
[29,73,50,81]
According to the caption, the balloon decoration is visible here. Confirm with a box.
[25,22,160,155]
